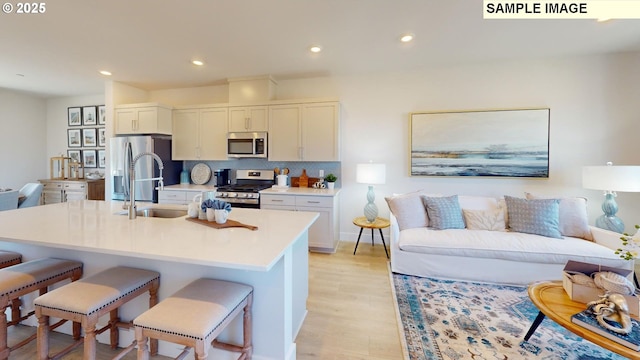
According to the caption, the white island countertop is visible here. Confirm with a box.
[0,200,318,272]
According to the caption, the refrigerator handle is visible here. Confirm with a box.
[123,141,132,206]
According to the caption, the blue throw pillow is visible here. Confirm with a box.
[423,195,465,230]
[504,195,562,239]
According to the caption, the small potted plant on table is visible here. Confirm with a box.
[324,173,337,189]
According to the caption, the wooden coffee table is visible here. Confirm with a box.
[526,281,640,358]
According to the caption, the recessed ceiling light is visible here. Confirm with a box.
[99,70,112,76]
[192,60,204,66]
[309,46,322,53]
[400,33,414,43]
[597,18,611,22]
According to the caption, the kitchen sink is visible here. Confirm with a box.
[118,208,188,218]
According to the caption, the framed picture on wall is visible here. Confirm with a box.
[409,108,550,178]
[82,128,97,147]
[98,149,106,168]
[68,129,82,147]
[68,107,82,126]
[67,149,82,164]
[98,105,106,125]
[98,127,106,147]
[82,106,97,125]
[83,150,97,168]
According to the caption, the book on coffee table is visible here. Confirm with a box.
[571,309,640,351]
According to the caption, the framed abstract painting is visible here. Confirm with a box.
[410,108,550,177]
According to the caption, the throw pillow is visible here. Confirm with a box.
[462,209,506,231]
[385,192,429,231]
[423,195,465,230]
[525,192,592,240]
[504,195,562,239]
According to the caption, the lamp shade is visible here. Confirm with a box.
[356,163,386,185]
[583,165,640,192]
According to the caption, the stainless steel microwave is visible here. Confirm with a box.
[227,132,267,158]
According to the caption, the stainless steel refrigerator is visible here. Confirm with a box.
[110,135,181,203]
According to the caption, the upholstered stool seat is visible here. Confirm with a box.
[0,258,83,360]
[35,266,160,360]
[134,278,253,360]
[0,251,21,269]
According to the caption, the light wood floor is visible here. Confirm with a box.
[296,241,404,360]
[7,241,404,359]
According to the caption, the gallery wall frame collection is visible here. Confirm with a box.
[67,105,105,168]
[409,108,550,178]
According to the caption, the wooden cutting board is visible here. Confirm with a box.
[291,177,320,187]
[186,217,258,231]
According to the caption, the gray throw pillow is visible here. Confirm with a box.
[423,195,465,230]
[385,192,429,230]
[504,195,562,239]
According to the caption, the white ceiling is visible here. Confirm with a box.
[2,0,640,98]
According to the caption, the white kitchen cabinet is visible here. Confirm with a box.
[228,106,268,132]
[172,106,228,160]
[115,103,172,135]
[268,101,340,161]
[261,192,340,252]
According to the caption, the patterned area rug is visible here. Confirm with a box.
[391,274,626,360]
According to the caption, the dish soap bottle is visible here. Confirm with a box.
[180,166,190,184]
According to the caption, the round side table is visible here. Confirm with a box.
[352,216,390,258]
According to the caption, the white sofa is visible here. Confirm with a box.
[388,193,632,285]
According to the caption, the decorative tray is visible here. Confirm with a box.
[191,163,211,185]
[186,217,258,231]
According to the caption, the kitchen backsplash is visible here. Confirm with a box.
[184,160,341,187]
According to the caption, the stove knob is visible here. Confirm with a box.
[228,193,238,198]
[238,193,247,198]
[250,193,258,199]
[218,192,227,198]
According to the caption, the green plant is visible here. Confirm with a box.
[324,173,337,182]
[615,224,640,260]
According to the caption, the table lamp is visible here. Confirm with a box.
[583,162,640,233]
[356,163,386,223]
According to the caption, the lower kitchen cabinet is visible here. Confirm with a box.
[158,189,203,205]
[39,179,105,204]
[261,192,340,253]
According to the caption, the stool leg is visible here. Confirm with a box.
[83,323,97,360]
[10,298,21,324]
[0,300,9,360]
[353,227,364,255]
[36,312,50,360]
[109,309,119,349]
[195,339,208,360]
[242,293,253,360]
[135,327,149,360]
[370,229,375,246]
[148,280,159,356]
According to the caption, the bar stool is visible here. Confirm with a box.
[134,278,253,360]
[0,251,21,269]
[34,266,160,360]
[0,258,83,360]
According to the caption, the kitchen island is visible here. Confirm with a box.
[0,200,318,360]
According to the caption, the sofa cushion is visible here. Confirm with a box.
[424,195,465,230]
[385,192,429,230]
[397,228,625,267]
[525,192,592,240]
[504,195,562,239]
[463,209,506,231]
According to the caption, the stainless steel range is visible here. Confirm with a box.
[215,169,274,208]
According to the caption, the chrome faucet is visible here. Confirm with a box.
[128,152,164,219]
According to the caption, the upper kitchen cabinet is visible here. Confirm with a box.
[228,106,268,132]
[269,101,340,161]
[172,106,228,160]
[114,103,172,135]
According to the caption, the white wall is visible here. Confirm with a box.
[46,94,105,162]
[106,51,640,240]
[276,52,640,238]
[0,89,47,190]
